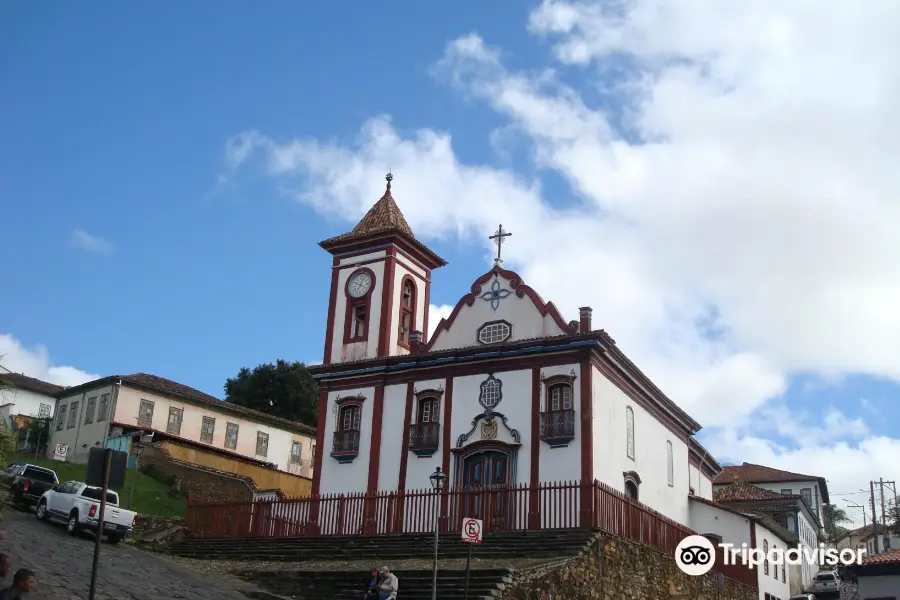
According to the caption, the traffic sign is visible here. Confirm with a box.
[711,573,724,589]
[53,443,68,461]
[840,583,853,600]
[461,517,483,544]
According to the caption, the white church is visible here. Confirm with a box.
[306,174,721,531]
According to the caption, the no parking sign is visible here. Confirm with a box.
[461,517,483,544]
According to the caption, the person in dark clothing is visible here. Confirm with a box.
[0,568,36,599]
[0,555,10,581]
[361,567,380,597]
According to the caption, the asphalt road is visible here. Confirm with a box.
[0,507,270,600]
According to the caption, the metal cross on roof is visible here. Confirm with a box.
[489,224,511,265]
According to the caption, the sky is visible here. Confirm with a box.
[2,1,899,527]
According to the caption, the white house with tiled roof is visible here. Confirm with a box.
[307,174,723,530]
[0,372,61,423]
[50,373,316,476]
[714,462,830,529]
[849,548,900,598]
[712,480,824,592]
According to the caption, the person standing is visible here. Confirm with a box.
[377,566,398,600]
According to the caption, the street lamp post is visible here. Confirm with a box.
[429,466,446,600]
[127,432,154,510]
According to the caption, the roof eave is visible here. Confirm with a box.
[319,229,447,269]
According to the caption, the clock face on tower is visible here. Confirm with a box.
[347,271,373,298]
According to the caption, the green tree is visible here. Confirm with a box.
[887,500,900,536]
[824,504,852,540]
[224,360,318,427]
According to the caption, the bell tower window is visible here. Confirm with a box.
[398,276,417,349]
[343,268,375,344]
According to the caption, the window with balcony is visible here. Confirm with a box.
[409,391,441,457]
[332,396,364,463]
[539,372,577,447]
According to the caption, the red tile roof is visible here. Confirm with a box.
[714,482,795,502]
[0,372,65,396]
[319,177,415,245]
[714,462,818,485]
[862,548,900,565]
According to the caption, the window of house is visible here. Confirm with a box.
[84,396,97,424]
[256,432,269,457]
[312,443,316,461]
[626,406,635,460]
[418,397,439,423]
[291,441,302,464]
[138,399,154,427]
[781,563,785,583]
[67,401,79,428]
[167,408,183,436]
[477,321,512,345]
[773,546,778,579]
[763,540,769,575]
[350,304,367,340]
[781,488,792,495]
[225,423,238,449]
[38,403,51,418]
[800,488,812,506]
[624,479,639,501]
[200,416,215,443]
[703,534,723,545]
[548,384,572,412]
[341,405,361,431]
[398,278,416,347]
[666,440,674,486]
[56,405,67,431]
[97,393,110,421]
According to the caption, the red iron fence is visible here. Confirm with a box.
[186,478,757,589]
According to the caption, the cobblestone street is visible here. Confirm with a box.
[0,507,269,599]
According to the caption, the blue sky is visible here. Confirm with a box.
[3,1,898,523]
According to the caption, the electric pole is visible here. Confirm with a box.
[870,480,880,554]
[880,478,888,551]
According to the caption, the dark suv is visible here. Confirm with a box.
[7,464,59,508]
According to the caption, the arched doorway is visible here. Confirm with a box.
[453,441,518,531]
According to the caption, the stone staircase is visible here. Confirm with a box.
[241,568,515,600]
[166,528,596,562]
[166,529,597,600]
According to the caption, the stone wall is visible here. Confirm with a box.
[139,444,254,502]
[498,534,757,600]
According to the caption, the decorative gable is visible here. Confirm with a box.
[427,267,578,352]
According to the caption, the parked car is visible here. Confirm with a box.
[36,480,137,544]
[807,569,841,594]
[6,464,59,508]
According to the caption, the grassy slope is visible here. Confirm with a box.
[20,457,186,517]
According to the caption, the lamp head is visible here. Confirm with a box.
[429,466,446,491]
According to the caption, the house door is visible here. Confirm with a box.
[462,450,510,530]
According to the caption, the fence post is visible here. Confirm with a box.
[579,479,594,529]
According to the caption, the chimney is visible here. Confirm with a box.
[579,307,592,333]
[409,330,423,354]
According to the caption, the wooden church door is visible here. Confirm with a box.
[462,450,510,530]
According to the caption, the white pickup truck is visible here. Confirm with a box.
[35,480,137,544]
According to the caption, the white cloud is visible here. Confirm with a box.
[428,304,454,339]
[0,334,99,387]
[71,229,113,254]
[223,1,900,520]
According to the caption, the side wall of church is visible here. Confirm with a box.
[688,464,714,500]
[590,367,691,525]
[318,385,377,496]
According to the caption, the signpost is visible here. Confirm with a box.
[840,583,853,600]
[461,518,483,600]
[52,443,68,462]
[711,572,724,589]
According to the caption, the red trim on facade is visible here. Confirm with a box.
[579,354,593,527]
[310,390,328,526]
[322,259,341,365]
[343,267,377,345]
[440,376,453,531]
[377,250,397,356]
[397,274,417,350]
[337,251,430,285]
[364,385,385,533]
[422,271,432,345]
[398,383,414,491]
[750,519,757,549]
[426,266,578,351]
[529,367,541,528]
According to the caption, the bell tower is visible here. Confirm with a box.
[319,174,447,365]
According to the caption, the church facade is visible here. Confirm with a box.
[307,175,720,529]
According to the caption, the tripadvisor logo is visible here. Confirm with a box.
[675,535,866,577]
